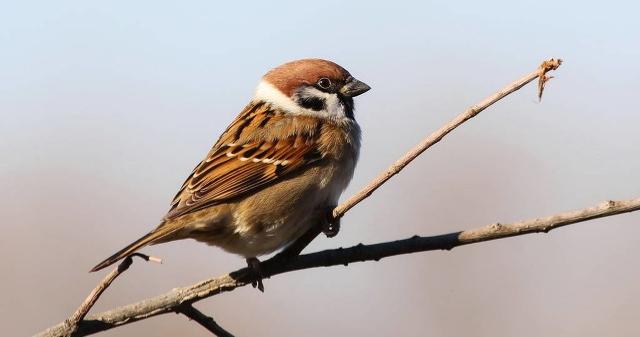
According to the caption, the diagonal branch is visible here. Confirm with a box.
[61,253,159,337]
[35,197,640,337]
[333,58,562,219]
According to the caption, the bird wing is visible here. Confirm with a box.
[164,103,324,220]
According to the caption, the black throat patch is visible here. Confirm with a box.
[340,96,354,119]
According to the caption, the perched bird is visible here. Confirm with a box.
[90,59,370,273]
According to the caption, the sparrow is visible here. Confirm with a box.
[90,59,370,273]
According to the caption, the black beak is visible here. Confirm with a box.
[340,77,371,97]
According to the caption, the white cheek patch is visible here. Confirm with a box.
[254,80,302,114]
[253,80,347,120]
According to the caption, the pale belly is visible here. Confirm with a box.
[186,159,355,257]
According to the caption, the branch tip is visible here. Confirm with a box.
[538,58,563,101]
[130,252,163,264]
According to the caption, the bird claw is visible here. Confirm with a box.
[245,257,264,292]
[321,208,340,238]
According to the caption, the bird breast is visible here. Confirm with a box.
[203,119,360,257]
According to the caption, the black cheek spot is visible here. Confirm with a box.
[298,96,326,111]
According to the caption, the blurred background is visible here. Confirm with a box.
[2,1,639,336]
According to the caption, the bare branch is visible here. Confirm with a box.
[66,259,131,327]
[176,305,235,337]
[35,197,640,337]
[33,58,567,337]
[334,58,563,220]
[60,253,161,337]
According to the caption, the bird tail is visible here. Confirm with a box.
[89,224,180,272]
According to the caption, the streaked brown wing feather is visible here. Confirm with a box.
[164,102,323,220]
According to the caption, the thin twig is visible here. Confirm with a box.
[130,252,163,264]
[335,58,562,219]
[63,258,132,336]
[35,197,640,337]
[61,253,159,337]
[177,305,236,337]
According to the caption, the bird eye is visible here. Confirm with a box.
[317,77,332,89]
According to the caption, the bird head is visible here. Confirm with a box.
[254,59,370,120]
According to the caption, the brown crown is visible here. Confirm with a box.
[262,59,351,97]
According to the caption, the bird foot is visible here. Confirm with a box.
[321,207,340,238]
[245,257,264,292]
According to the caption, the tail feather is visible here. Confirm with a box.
[90,226,179,272]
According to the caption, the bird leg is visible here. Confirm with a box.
[245,257,264,292]
[321,206,340,238]
[274,206,341,261]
